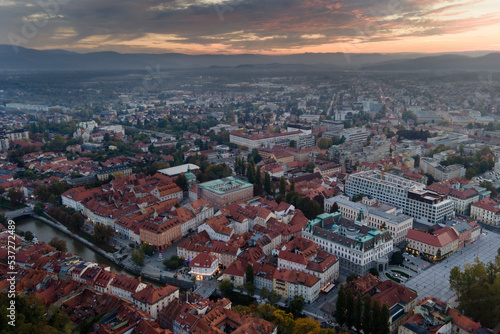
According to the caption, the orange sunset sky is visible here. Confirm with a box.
[1,0,499,54]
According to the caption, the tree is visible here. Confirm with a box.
[293,318,321,334]
[289,295,305,318]
[49,237,67,252]
[362,295,372,334]
[260,287,271,300]
[305,162,315,173]
[131,249,144,266]
[245,281,256,295]
[318,137,334,149]
[371,300,381,334]
[93,223,114,245]
[256,304,276,321]
[402,110,417,123]
[268,290,281,305]
[272,309,294,334]
[380,303,391,334]
[264,172,271,194]
[255,166,262,186]
[391,251,405,265]
[354,294,363,333]
[8,188,25,208]
[248,148,262,164]
[70,212,84,232]
[271,183,276,197]
[34,202,45,215]
[369,268,380,276]
[247,162,255,184]
[164,255,185,270]
[24,230,34,242]
[480,181,498,198]
[290,179,295,192]
[141,243,155,256]
[465,167,477,180]
[346,289,355,329]
[289,140,297,148]
[175,174,188,191]
[330,202,339,213]
[449,255,500,328]
[279,176,286,195]
[34,185,50,202]
[347,273,359,283]
[219,279,234,298]
[246,264,254,283]
[335,284,347,326]
[352,193,365,202]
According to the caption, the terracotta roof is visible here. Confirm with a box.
[190,253,217,269]
[132,284,179,305]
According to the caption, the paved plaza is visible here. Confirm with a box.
[405,231,500,305]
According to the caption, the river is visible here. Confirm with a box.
[16,217,126,274]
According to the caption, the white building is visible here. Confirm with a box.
[132,284,179,319]
[190,253,219,280]
[345,171,454,224]
[325,195,413,244]
[302,212,393,275]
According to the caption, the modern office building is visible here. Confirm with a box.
[345,171,454,224]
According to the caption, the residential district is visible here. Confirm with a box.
[0,72,499,334]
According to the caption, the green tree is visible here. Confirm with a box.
[93,223,114,245]
[246,264,254,283]
[347,273,359,282]
[449,255,500,328]
[255,166,262,186]
[380,303,391,334]
[141,243,155,256]
[70,212,84,232]
[268,290,281,305]
[369,268,379,276]
[318,137,334,149]
[305,162,315,173]
[131,249,144,266]
[8,188,25,208]
[264,172,272,194]
[279,176,286,195]
[335,284,347,326]
[49,237,67,252]
[354,294,363,333]
[290,179,295,192]
[371,300,382,334]
[480,181,498,198]
[289,295,305,318]
[34,202,45,215]
[256,303,276,321]
[260,287,271,300]
[34,185,50,202]
[24,230,34,242]
[346,289,355,329]
[391,251,405,265]
[245,281,256,295]
[247,162,255,184]
[362,295,372,334]
[175,174,188,191]
[219,279,234,298]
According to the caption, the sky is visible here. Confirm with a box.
[1,0,500,55]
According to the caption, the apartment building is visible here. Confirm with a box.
[273,268,321,304]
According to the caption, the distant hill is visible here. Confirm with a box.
[361,53,500,71]
[0,45,499,71]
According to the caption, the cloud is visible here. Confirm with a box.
[0,0,498,54]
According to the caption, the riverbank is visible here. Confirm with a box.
[18,214,194,289]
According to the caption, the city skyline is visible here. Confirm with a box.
[1,0,499,55]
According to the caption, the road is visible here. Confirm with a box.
[404,230,500,306]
